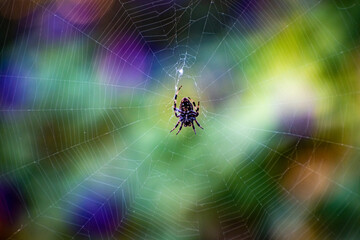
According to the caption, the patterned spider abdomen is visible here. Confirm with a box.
[180,98,193,112]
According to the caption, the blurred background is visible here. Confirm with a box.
[1,0,360,239]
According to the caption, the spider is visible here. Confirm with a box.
[170,85,204,135]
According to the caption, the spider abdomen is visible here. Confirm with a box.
[180,98,194,111]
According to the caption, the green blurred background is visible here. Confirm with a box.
[0,0,360,239]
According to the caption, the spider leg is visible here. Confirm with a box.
[174,85,182,117]
[170,120,180,133]
[195,119,204,129]
[196,101,200,116]
[176,122,184,135]
[192,121,196,135]
[188,97,200,116]
[174,108,181,117]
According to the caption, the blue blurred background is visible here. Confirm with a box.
[1,0,360,239]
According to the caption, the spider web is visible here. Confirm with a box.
[0,0,360,239]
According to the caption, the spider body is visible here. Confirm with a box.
[179,98,195,127]
[170,85,204,135]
